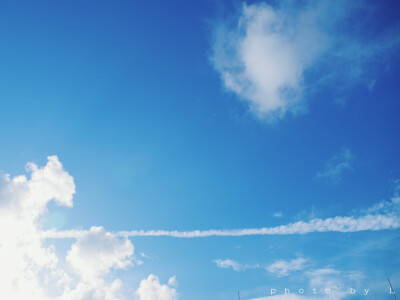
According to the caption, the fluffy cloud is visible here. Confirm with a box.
[0,156,75,299]
[316,148,353,183]
[266,258,306,277]
[135,274,178,300]
[61,226,134,300]
[66,226,133,280]
[212,2,329,120]
[211,1,400,121]
[0,156,174,300]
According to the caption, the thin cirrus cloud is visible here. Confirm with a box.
[210,1,400,122]
[44,193,400,238]
[316,148,354,183]
[213,259,260,271]
[214,258,305,277]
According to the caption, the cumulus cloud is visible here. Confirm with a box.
[316,148,353,183]
[211,1,400,121]
[61,226,134,300]
[0,156,173,300]
[66,226,133,281]
[0,156,75,299]
[266,258,306,277]
[135,274,178,300]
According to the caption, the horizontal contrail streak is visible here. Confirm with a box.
[40,213,400,239]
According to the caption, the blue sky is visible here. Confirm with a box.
[0,1,400,299]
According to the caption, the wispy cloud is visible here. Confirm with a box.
[43,182,400,238]
[266,258,307,277]
[44,208,400,238]
[316,148,353,183]
[214,259,260,271]
[215,257,306,276]
[45,181,400,238]
[214,259,242,271]
[211,1,400,122]
[249,267,364,299]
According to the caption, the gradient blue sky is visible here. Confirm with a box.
[0,1,400,299]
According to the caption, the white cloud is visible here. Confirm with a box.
[168,276,178,288]
[0,156,395,299]
[249,267,363,299]
[0,156,75,299]
[212,2,328,121]
[360,180,400,216]
[266,258,306,277]
[62,226,134,299]
[45,198,400,238]
[214,258,261,272]
[66,226,133,281]
[211,1,400,121]
[316,148,353,183]
[135,274,178,300]
[214,259,243,271]
[304,268,364,300]
[0,156,172,300]
[214,258,306,276]
[273,212,283,218]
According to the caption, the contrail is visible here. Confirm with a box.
[41,213,400,239]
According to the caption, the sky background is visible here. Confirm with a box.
[0,1,400,299]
